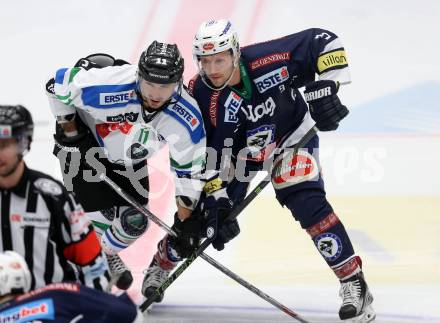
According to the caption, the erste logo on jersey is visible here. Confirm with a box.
[254,66,289,93]
[169,103,200,131]
[0,298,55,322]
[224,92,242,123]
[99,90,135,105]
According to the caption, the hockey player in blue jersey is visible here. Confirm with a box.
[0,251,143,322]
[142,19,375,322]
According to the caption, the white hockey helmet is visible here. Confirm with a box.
[0,251,32,296]
[193,19,240,60]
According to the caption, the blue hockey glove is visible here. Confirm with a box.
[304,80,349,131]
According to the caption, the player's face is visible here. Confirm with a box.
[138,80,177,109]
[0,139,20,177]
[199,51,235,87]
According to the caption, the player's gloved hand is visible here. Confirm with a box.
[304,80,349,131]
[170,212,202,258]
[201,195,238,251]
[53,125,96,159]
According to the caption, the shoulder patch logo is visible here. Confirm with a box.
[34,178,63,196]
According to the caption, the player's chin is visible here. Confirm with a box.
[0,166,12,176]
[209,77,226,88]
[147,99,164,109]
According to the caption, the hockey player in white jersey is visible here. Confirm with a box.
[46,41,206,291]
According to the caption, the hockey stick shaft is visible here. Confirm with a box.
[98,171,309,321]
[229,125,318,218]
[140,126,318,319]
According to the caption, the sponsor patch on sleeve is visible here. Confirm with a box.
[317,49,348,74]
[164,96,205,144]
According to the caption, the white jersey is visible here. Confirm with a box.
[47,64,206,201]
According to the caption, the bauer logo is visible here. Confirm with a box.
[224,92,242,123]
[99,90,135,105]
[0,298,55,323]
[169,103,200,131]
[254,66,289,93]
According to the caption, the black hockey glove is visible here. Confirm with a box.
[169,212,202,258]
[201,196,239,251]
[53,127,96,159]
[52,124,100,172]
[304,80,349,131]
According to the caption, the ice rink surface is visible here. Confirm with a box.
[1,0,440,322]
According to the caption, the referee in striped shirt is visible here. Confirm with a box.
[0,104,110,291]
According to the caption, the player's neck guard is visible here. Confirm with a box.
[229,61,252,100]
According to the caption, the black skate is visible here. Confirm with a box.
[141,258,171,305]
[339,272,376,322]
[107,253,133,290]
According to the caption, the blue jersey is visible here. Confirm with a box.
[0,283,142,323]
[189,28,350,174]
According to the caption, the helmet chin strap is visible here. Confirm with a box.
[199,54,240,91]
